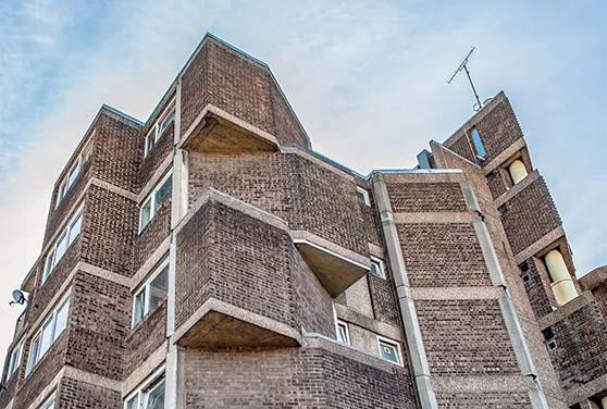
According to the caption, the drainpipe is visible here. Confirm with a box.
[371,173,438,409]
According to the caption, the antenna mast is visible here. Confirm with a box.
[448,47,483,111]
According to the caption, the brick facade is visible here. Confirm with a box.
[1,33,602,409]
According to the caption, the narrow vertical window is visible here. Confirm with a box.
[470,127,486,158]
[356,187,371,206]
[370,257,386,279]
[139,172,172,232]
[132,258,169,327]
[336,320,350,345]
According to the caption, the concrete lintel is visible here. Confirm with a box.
[78,262,131,288]
[368,242,385,258]
[63,366,121,392]
[494,170,541,208]
[537,291,594,330]
[393,211,479,224]
[90,178,137,202]
[410,286,504,300]
[334,303,403,341]
[432,373,533,393]
[514,226,566,265]
[483,138,527,175]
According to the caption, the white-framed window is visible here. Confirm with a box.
[42,206,83,284]
[336,320,350,345]
[139,172,172,232]
[370,256,386,279]
[5,337,24,380]
[26,296,70,376]
[132,258,169,327]
[124,367,165,409]
[40,392,56,409]
[356,186,371,206]
[377,336,402,365]
[55,136,94,208]
[144,100,175,158]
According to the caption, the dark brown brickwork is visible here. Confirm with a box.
[386,182,468,213]
[487,168,509,199]
[417,299,519,375]
[124,301,167,377]
[56,377,121,409]
[368,273,401,327]
[397,223,491,287]
[436,392,532,408]
[501,176,561,255]
[449,132,476,162]
[133,199,171,272]
[520,258,554,319]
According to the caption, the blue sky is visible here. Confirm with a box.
[0,0,605,361]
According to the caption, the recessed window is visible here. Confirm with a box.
[26,296,70,376]
[55,136,94,208]
[336,320,350,345]
[356,187,371,206]
[542,327,557,351]
[370,257,386,279]
[144,101,175,158]
[42,206,83,284]
[40,393,56,409]
[377,337,401,365]
[139,172,173,232]
[469,127,487,159]
[124,368,165,409]
[133,258,169,327]
[5,337,24,380]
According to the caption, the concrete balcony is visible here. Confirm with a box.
[180,105,280,154]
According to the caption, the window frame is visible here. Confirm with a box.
[123,366,165,409]
[143,99,175,158]
[132,257,169,328]
[26,295,70,377]
[5,336,24,381]
[336,320,350,346]
[370,256,386,279]
[377,336,402,366]
[55,136,94,208]
[469,126,487,160]
[356,186,371,206]
[40,392,56,409]
[42,205,84,284]
[138,171,173,233]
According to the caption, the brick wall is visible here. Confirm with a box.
[501,176,561,255]
[436,392,532,408]
[520,258,554,319]
[56,377,121,409]
[133,199,171,272]
[385,182,468,213]
[123,301,167,377]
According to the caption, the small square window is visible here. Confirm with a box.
[370,257,386,279]
[378,337,401,365]
[356,187,371,206]
[542,327,557,351]
[336,320,350,345]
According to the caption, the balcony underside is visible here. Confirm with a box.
[292,231,369,297]
[182,105,279,153]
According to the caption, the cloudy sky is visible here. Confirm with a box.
[0,0,605,366]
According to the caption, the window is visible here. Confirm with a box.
[370,257,386,279]
[26,296,70,376]
[139,172,172,232]
[356,187,371,206]
[144,101,175,158]
[124,369,165,409]
[132,259,169,327]
[55,137,94,208]
[5,337,24,380]
[336,320,350,345]
[542,327,557,351]
[42,206,83,283]
[40,393,56,409]
[469,127,487,159]
[377,337,401,365]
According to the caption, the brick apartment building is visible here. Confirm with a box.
[0,33,605,409]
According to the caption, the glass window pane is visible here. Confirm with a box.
[126,396,139,409]
[337,324,349,345]
[67,162,80,189]
[44,251,55,280]
[39,319,54,358]
[470,127,486,157]
[134,290,146,325]
[55,233,68,263]
[140,199,152,230]
[149,266,169,312]
[69,212,82,245]
[154,175,172,208]
[379,341,399,364]
[159,110,175,135]
[370,261,383,278]
[27,336,40,371]
[145,380,165,409]
[54,298,70,339]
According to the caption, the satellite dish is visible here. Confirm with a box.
[9,290,26,306]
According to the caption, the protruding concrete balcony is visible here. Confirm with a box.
[291,231,370,297]
[174,189,299,349]
[180,104,280,153]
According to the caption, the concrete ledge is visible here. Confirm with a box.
[173,298,300,349]
[79,262,131,288]
[410,286,504,300]
[137,154,173,202]
[494,170,540,208]
[63,366,121,392]
[537,291,594,330]
[514,226,566,265]
[393,211,479,224]
[432,373,533,393]
[292,230,370,297]
[368,242,385,258]
[131,236,171,291]
[90,178,137,202]
[334,303,402,341]
[564,371,607,406]
[483,137,527,175]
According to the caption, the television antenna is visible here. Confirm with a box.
[448,47,483,111]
